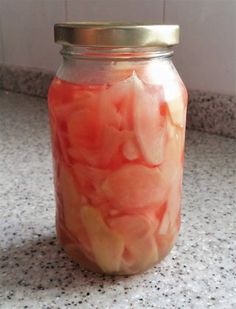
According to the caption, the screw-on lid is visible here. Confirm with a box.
[54,22,180,47]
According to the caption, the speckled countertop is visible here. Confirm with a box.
[0,90,235,309]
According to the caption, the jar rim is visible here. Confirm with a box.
[54,22,180,48]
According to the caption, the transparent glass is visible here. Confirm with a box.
[48,46,188,275]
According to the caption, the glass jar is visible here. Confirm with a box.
[48,23,188,275]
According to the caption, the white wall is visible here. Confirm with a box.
[0,0,235,95]
[165,0,236,96]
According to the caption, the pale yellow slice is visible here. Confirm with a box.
[80,206,124,273]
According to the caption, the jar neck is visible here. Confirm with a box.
[61,46,173,61]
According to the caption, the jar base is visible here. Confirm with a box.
[56,217,179,276]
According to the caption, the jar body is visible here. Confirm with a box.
[48,48,188,275]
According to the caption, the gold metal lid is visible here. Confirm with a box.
[54,22,179,47]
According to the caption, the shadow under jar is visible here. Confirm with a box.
[48,23,188,275]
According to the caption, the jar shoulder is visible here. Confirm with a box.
[55,58,184,87]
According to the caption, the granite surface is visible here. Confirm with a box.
[0,65,53,98]
[187,90,236,139]
[0,64,236,138]
[0,90,236,309]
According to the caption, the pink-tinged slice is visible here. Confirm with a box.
[102,164,168,209]
[67,104,101,149]
[109,213,158,240]
[99,126,124,166]
[166,119,185,159]
[122,139,140,161]
[104,75,137,130]
[122,131,140,161]
[72,163,110,208]
[109,214,159,273]
[68,126,123,167]
[163,81,187,128]
[132,74,166,165]
[158,211,170,235]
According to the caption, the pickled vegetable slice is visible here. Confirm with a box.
[158,211,170,235]
[132,74,166,165]
[66,86,122,167]
[80,206,124,273]
[104,76,135,130]
[67,104,101,149]
[53,91,95,127]
[49,110,70,164]
[122,138,140,161]
[164,81,186,127]
[109,214,158,272]
[68,126,123,167]
[73,163,110,207]
[165,129,184,163]
[167,177,182,227]
[160,117,184,187]
[125,235,158,273]
[48,78,100,108]
[57,219,96,268]
[102,164,167,209]
[122,131,140,161]
[59,165,91,252]
[156,221,179,260]
[109,214,157,239]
